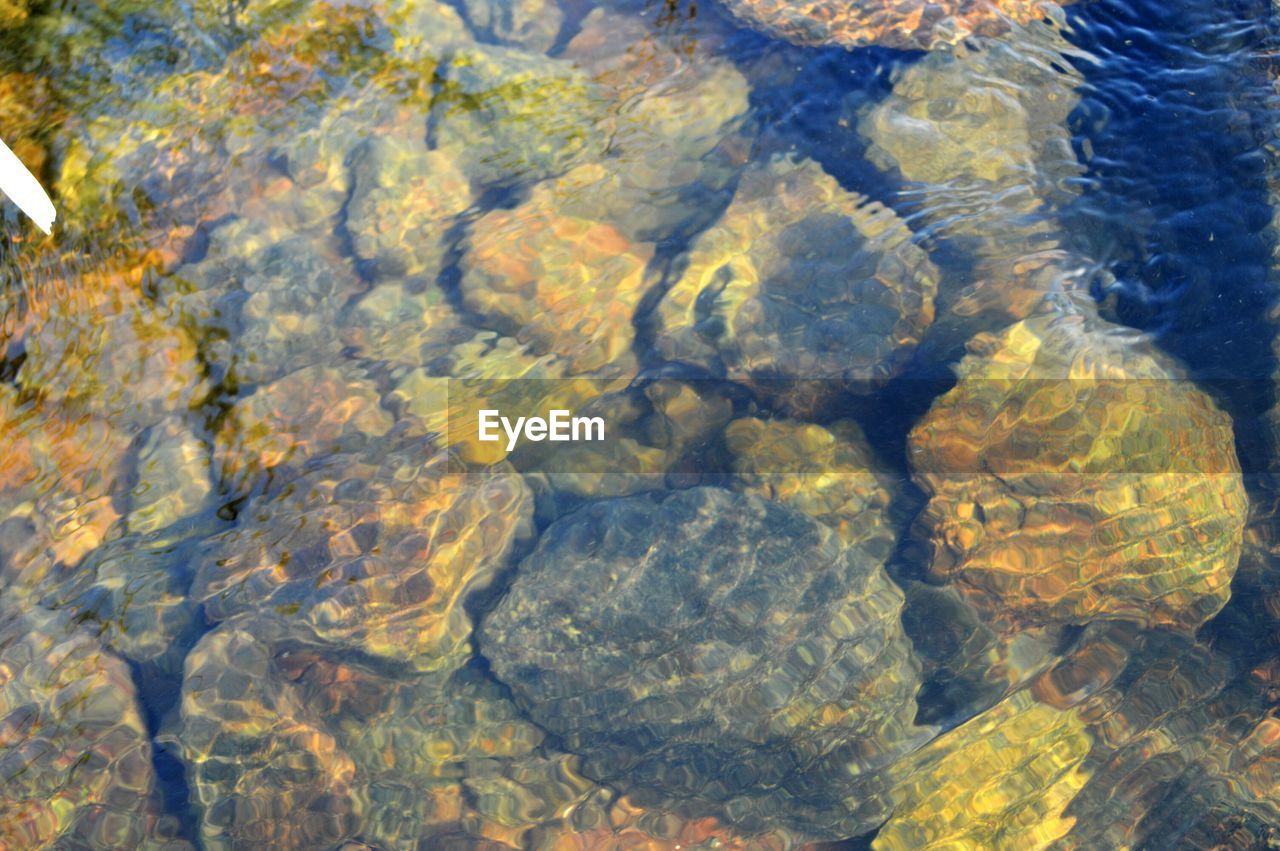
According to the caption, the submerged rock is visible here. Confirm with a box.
[340,276,469,368]
[859,20,1088,358]
[196,439,533,674]
[0,387,130,592]
[875,690,1091,850]
[459,0,562,53]
[1033,626,1280,848]
[899,581,1061,726]
[386,330,627,466]
[559,9,753,243]
[460,175,655,376]
[654,155,938,416]
[431,44,606,187]
[169,620,540,849]
[0,73,58,180]
[909,307,1247,632]
[480,486,923,838]
[12,249,206,428]
[725,417,898,548]
[347,132,472,280]
[515,379,734,505]
[215,362,394,494]
[504,782,806,849]
[0,604,186,849]
[719,0,1064,51]
[167,219,366,388]
[53,2,404,236]
[127,416,212,534]
[37,524,210,673]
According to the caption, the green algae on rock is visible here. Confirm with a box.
[480,486,923,839]
[431,44,606,188]
[654,155,938,416]
[0,604,188,850]
[718,0,1065,51]
[49,2,401,236]
[196,439,533,674]
[908,307,1248,632]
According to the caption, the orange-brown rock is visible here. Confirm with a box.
[720,0,1065,52]
[197,439,533,674]
[215,362,394,495]
[909,307,1248,631]
[461,179,654,376]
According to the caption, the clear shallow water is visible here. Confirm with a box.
[1,0,1280,847]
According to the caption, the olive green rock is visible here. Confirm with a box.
[432,45,607,187]
[480,486,923,838]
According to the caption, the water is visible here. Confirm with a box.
[2,0,1280,847]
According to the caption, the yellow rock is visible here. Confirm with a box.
[875,691,1090,851]
[909,307,1247,631]
[726,417,897,549]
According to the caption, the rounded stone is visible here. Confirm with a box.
[196,440,534,674]
[480,486,922,838]
[654,155,937,415]
[909,307,1248,631]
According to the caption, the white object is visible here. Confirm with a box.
[0,136,54,234]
